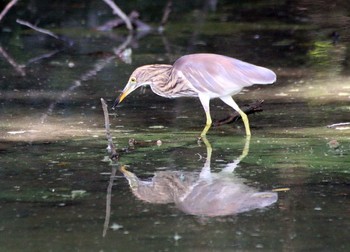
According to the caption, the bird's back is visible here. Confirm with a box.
[173,53,276,98]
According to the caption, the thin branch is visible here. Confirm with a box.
[102,0,133,31]
[16,19,60,39]
[102,167,117,237]
[101,98,119,160]
[0,0,19,23]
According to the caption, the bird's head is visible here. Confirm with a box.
[119,165,140,189]
[112,64,172,109]
[112,66,152,109]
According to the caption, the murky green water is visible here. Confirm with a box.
[1,1,349,251]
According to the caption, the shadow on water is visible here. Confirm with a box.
[118,137,277,217]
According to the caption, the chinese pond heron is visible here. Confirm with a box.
[112,53,276,137]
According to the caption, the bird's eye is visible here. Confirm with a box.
[130,77,137,83]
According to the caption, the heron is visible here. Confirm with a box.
[112,53,276,137]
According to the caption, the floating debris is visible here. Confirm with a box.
[149,125,165,129]
[71,190,87,199]
[110,223,123,231]
[173,233,182,241]
[327,139,340,150]
[327,122,350,131]
[272,188,290,192]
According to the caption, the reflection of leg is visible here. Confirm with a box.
[221,135,251,173]
[199,136,212,180]
[220,96,251,136]
[238,135,251,161]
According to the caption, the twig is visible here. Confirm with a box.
[16,19,60,39]
[102,0,133,31]
[213,100,264,127]
[102,167,117,237]
[101,98,119,160]
[0,0,19,23]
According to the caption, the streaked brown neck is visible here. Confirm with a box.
[146,64,196,98]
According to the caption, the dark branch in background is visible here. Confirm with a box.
[0,0,18,23]
[213,100,264,127]
[99,0,172,32]
[102,0,133,31]
[97,10,151,32]
[159,0,172,32]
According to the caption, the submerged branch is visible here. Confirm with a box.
[0,46,25,76]
[213,100,264,127]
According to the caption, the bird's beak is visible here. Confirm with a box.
[112,84,135,109]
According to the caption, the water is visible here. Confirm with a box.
[1,1,349,251]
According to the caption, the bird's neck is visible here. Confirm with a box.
[146,64,173,83]
[147,64,175,97]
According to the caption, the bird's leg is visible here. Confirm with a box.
[199,94,212,137]
[201,112,212,137]
[238,110,251,136]
[220,96,251,136]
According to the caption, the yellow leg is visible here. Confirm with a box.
[200,111,212,137]
[237,109,251,136]
[220,96,252,136]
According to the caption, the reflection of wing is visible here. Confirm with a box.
[173,54,276,97]
[122,168,278,217]
[176,180,278,216]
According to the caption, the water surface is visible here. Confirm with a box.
[0,1,349,251]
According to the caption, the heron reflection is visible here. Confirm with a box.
[120,137,277,217]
